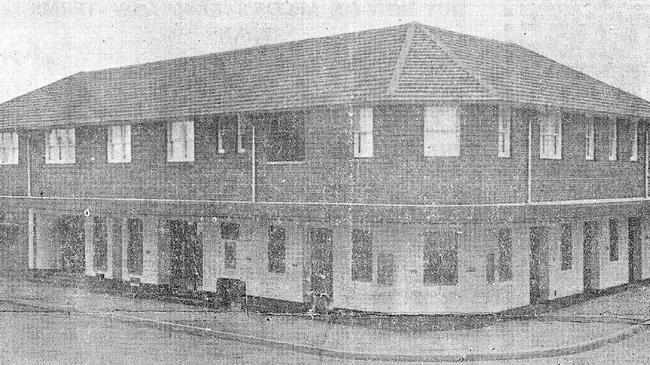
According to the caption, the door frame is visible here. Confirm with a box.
[529,226,549,305]
[583,221,599,293]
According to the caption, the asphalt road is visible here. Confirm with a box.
[1,299,650,364]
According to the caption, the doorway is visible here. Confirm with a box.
[583,221,599,293]
[310,228,333,311]
[55,216,85,273]
[530,226,549,304]
[169,220,202,291]
[628,217,642,283]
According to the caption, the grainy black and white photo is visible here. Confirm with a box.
[0,1,649,364]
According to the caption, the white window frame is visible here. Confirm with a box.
[46,128,76,164]
[539,110,562,160]
[0,131,18,165]
[353,108,373,158]
[217,121,226,154]
[167,121,194,162]
[585,116,595,160]
[237,114,245,154]
[107,125,132,163]
[630,119,638,162]
[498,106,511,158]
[424,106,460,157]
[608,117,617,161]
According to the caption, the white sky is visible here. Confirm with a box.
[0,0,648,103]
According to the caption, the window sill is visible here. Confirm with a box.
[167,159,195,163]
[266,161,305,165]
[0,162,19,165]
[45,161,76,165]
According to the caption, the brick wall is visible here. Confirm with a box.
[4,103,647,206]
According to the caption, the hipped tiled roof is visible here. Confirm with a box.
[1,22,649,128]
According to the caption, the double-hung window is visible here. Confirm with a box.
[353,108,373,158]
[107,125,131,163]
[497,228,512,281]
[0,131,18,164]
[560,223,573,270]
[630,119,638,161]
[498,106,511,158]
[540,111,562,159]
[608,118,617,161]
[167,121,194,162]
[217,121,226,154]
[424,106,460,157]
[221,222,240,269]
[585,117,595,160]
[46,128,75,164]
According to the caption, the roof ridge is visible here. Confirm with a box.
[386,23,416,96]
[82,23,410,76]
[418,25,498,99]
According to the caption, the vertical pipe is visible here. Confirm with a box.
[251,125,256,203]
[644,129,650,199]
[527,116,533,204]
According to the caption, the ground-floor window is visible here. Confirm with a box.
[486,253,496,284]
[609,219,619,261]
[351,229,372,282]
[423,231,458,285]
[376,252,394,286]
[221,222,239,269]
[93,217,108,271]
[497,228,512,281]
[127,218,143,275]
[268,225,286,273]
[560,223,573,270]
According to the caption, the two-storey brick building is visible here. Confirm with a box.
[1,22,650,314]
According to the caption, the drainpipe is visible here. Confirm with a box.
[646,130,649,199]
[527,117,532,204]
[643,130,650,199]
[251,124,256,203]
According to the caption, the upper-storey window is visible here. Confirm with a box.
[424,106,460,157]
[498,106,511,158]
[167,121,194,162]
[46,128,75,164]
[608,118,617,161]
[585,117,595,160]
[353,108,373,158]
[217,120,226,154]
[237,115,246,154]
[0,131,18,165]
[630,119,638,162]
[107,125,131,163]
[267,112,305,162]
[540,111,562,159]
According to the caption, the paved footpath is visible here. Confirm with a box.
[1,277,649,362]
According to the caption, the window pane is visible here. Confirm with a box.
[498,228,512,281]
[424,107,460,157]
[93,217,108,271]
[268,225,286,273]
[486,253,495,284]
[127,218,143,275]
[351,229,372,282]
[220,222,240,240]
[224,241,237,269]
[560,223,572,270]
[268,113,305,162]
[377,253,394,286]
[609,219,619,261]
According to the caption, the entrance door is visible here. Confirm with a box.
[583,221,599,293]
[530,226,549,304]
[310,228,333,310]
[169,220,202,291]
[629,217,642,283]
[56,216,85,273]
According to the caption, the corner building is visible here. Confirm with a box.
[1,22,650,314]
